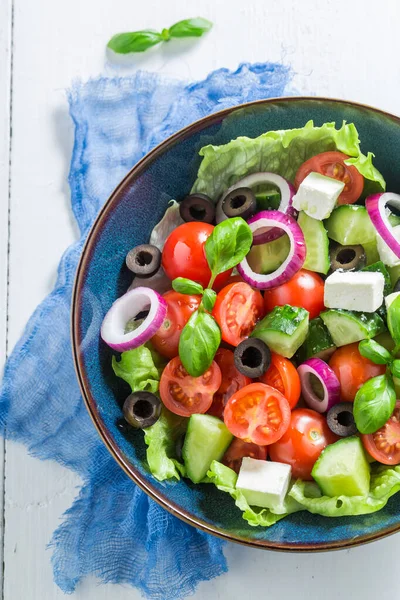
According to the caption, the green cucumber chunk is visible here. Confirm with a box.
[251,304,309,358]
[246,234,290,274]
[388,264,400,287]
[363,239,380,266]
[312,437,370,497]
[296,317,336,363]
[324,205,376,245]
[320,309,386,347]
[362,261,392,296]
[255,189,281,211]
[298,211,330,274]
[182,414,233,483]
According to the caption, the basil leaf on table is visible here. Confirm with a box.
[205,217,252,282]
[107,31,163,54]
[202,289,217,312]
[179,310,221,377]
[168,17,213,38]
[358,339,392,365]
[353,375,396,434]
[172,277,204,295]
[388,294,400,346]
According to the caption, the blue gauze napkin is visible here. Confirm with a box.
[0,63,292,598]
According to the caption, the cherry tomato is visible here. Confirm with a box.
[151,291,201,359]
[207,349,251,419]
[269,409,339,480]
[263,270,325,319]
[224,383,291,445]
[329,343,386,402]
[161,222,232,289]
[260,353,301,409]
[159,356,221,417]
[362,402,400,465]
[294,151,364,205]
[222,438,268,474]
[212,282,264,346]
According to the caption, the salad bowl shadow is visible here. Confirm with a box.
[72,97,400,551]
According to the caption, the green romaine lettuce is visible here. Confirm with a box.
[191,120,385,201]
[112,344,165,394]
[144,408,187,481]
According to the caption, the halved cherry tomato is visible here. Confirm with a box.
[329,342,386,402]
[263,270,325,320]
[223,383,291,445]
[294,151,364,205]
[269,409,339,480]
[260,353,301,409]
[151,291,201,359]
[222,438,268,474]
[159,356,221,417]
[212,282,264,346]
[207,349,251,419]
[161,222,232,289]
[362,402,400,465]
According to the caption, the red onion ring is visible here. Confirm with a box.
[297,358,341,413]
[366,192,400,259]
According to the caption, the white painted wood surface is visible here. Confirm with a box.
[2,0,400,598]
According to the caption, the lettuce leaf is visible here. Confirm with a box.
[150,199,184,250]
[112,344,165,394]
[144,408,187,481]
[191,120,385,201]
[207,461,303,527]
[289,464,400,517]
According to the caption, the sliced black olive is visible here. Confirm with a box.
[394,278,400,293]
[234,338,271,378]
[329,243,366,272]
[327,402,358,437]
[179,193,215,224]
[126,244,161,278]
[222,187,257,220]
[123,392,161,429]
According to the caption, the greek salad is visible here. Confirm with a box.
[100,121,400,527]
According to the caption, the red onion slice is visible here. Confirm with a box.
[101,287,167,352]
[298,358,340,413]
[237,210,305,290]
[366,192,400,258]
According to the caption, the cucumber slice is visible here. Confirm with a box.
[255,189,281,211]
[362,261,392,296]
[324,205,376,245]
[251,305,309,358]
[247,235,290,274]
[182,414,233,483]
[388,264,400,287]
[298,211,330,274]
[312,437,370,497]
[320,309,386,347]
[363,239,380,266]
[296,317,336,363]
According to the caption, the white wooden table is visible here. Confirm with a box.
[2,0,400,597]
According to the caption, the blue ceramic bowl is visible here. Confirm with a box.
[72,97,400,551]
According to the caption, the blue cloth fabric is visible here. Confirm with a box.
[0,63,292,598]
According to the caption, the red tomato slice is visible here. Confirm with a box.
[269,409,339,480]
[362,402,400,465]
[222,438,268,474]
[260,353,301,409]
[263,270,325,320]
[207,348,251,419]
[212,282,264,346]
[159,356,221,417]
[151,291,201,359]
[294,151,364,205]
[223,383,291,445]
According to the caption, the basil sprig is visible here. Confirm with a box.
[353,375,396,434]
[172,277,203,295]
[108,17,212,54]
[202,289,217,312]
[358,339,393,365]
[179,310,221,377]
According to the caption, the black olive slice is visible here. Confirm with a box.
[327,402,358,437]
[123,392,162,429]
[179,193,215,224]
[329,243,366,272]
[222,187,257,220]
[234,338,271,378]
[126,244,161,278]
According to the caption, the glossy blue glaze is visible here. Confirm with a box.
[74,98,400,549]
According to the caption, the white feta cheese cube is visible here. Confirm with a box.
[236,457,291,510]
[292,172,345,220]
[324,271,385,313]
[377,225,400,267]
[385,292,400,311]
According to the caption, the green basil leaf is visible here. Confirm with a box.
[353,375,396,434]
[202,289,217,312]
[358,339,392,365]
[168,17,213,38]
[179,310,221,376]
[205,217,253,278]
[391,359,400,379]
[107,30,162,54]
[172,277,203,295]
[387,294,400,346]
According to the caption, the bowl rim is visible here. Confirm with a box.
[71,95,400,551]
